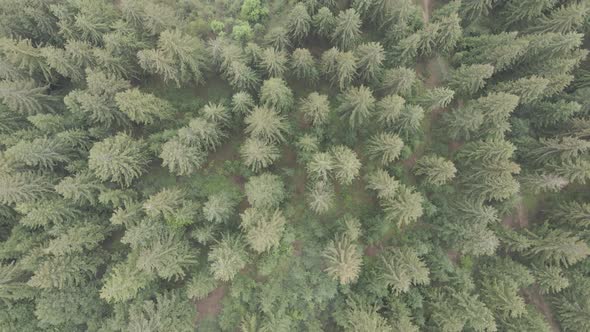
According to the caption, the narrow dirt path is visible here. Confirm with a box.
[522,287,561,332]
[195,285,226,322]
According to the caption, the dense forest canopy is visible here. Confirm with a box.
[1,0,590,331]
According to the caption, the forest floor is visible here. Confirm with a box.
[195,285,227,321]
[522,287,561,332]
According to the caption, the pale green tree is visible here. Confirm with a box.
[355,42,385,83]
[307,152,335,181]
[414,155,457,186]
[244,106,289,143]
[367,132,405,165]
[449,64,494,95]
[245,173,286,209]
[381,67,416,96]
[332,9,362,50]
[88,133,149,187]
[379,247,430,294]
[259,77,294,112]
[366,169,399,200]
[287,3,312,41]
[337,85,375,128]
[307,180,335,214]
[291,48,318,81]
[208,234,248,281]
[231,91,255,115]
[240,137,280,172]
[115,89,172,125]
[322,234,362,284]
[240,208,286,253]
[203,193,237,223]
[382,185,424,227]
[300,92,331,126]
[376,94,405,126]
[331,145,361,185]
[160,139,206,176]
[260,48,288,77]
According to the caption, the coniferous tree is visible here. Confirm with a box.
[414,155,457,186]
[115,89,172,125]
[240,208,286,253]
[160,139,206,176]
[366,169,399,200]
[245,106,289,143]
[381,185,424,227]
[137,233,196,281]
[231,91,255,115]
[307,180,335,214]
[300,92,331,126]
[260,48,288,77]
[379,247,430,294]
[240,137,280,172]
[322,234,362,284]
[5,137,69,170]
[89,133,149,187]
[337,85,375,128]
[343,301,394,331]
[287,3,312,41]
[264,27,291,51]
[259,77,294,112]
[313,7,336,38]
[332,9,362,50]
[448,64,494,95]
[376,94,405,126]
[208,234,248,281]
[381,67,416,96]
[0,171,52,205]
[331,145,361,185]
[245,173,286,209]
[366,132,405,166]
[355,42,385,83]
[307,152,335,181]
[291,48,318,82]
[0,80,54,114]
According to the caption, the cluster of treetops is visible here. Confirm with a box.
[1,0,590,331]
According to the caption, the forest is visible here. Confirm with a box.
[1,0,590,331]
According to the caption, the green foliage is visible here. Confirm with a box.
[379,247,430,294]
[291,48,318,82]
[240,208,286,253]
[381,185,424,227]
[245,173,285,209]
[332,9,362,50]
[89,133,150,187]
[449,64,494,95]
[127,291,194,332]
[300,92,330,126]
[115,89,172,125]
[259,78,293,112]
[414,155,457,186]
[322,234,362,284]
[331,145,361,185]
[208,234,248,281]
[367,132,404,165]
[241,0,269,22]
[137,233,196,281]
[287,4,312,41]
[240,137,280,172]
[245,106,289,143]
[337,85,375,129]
